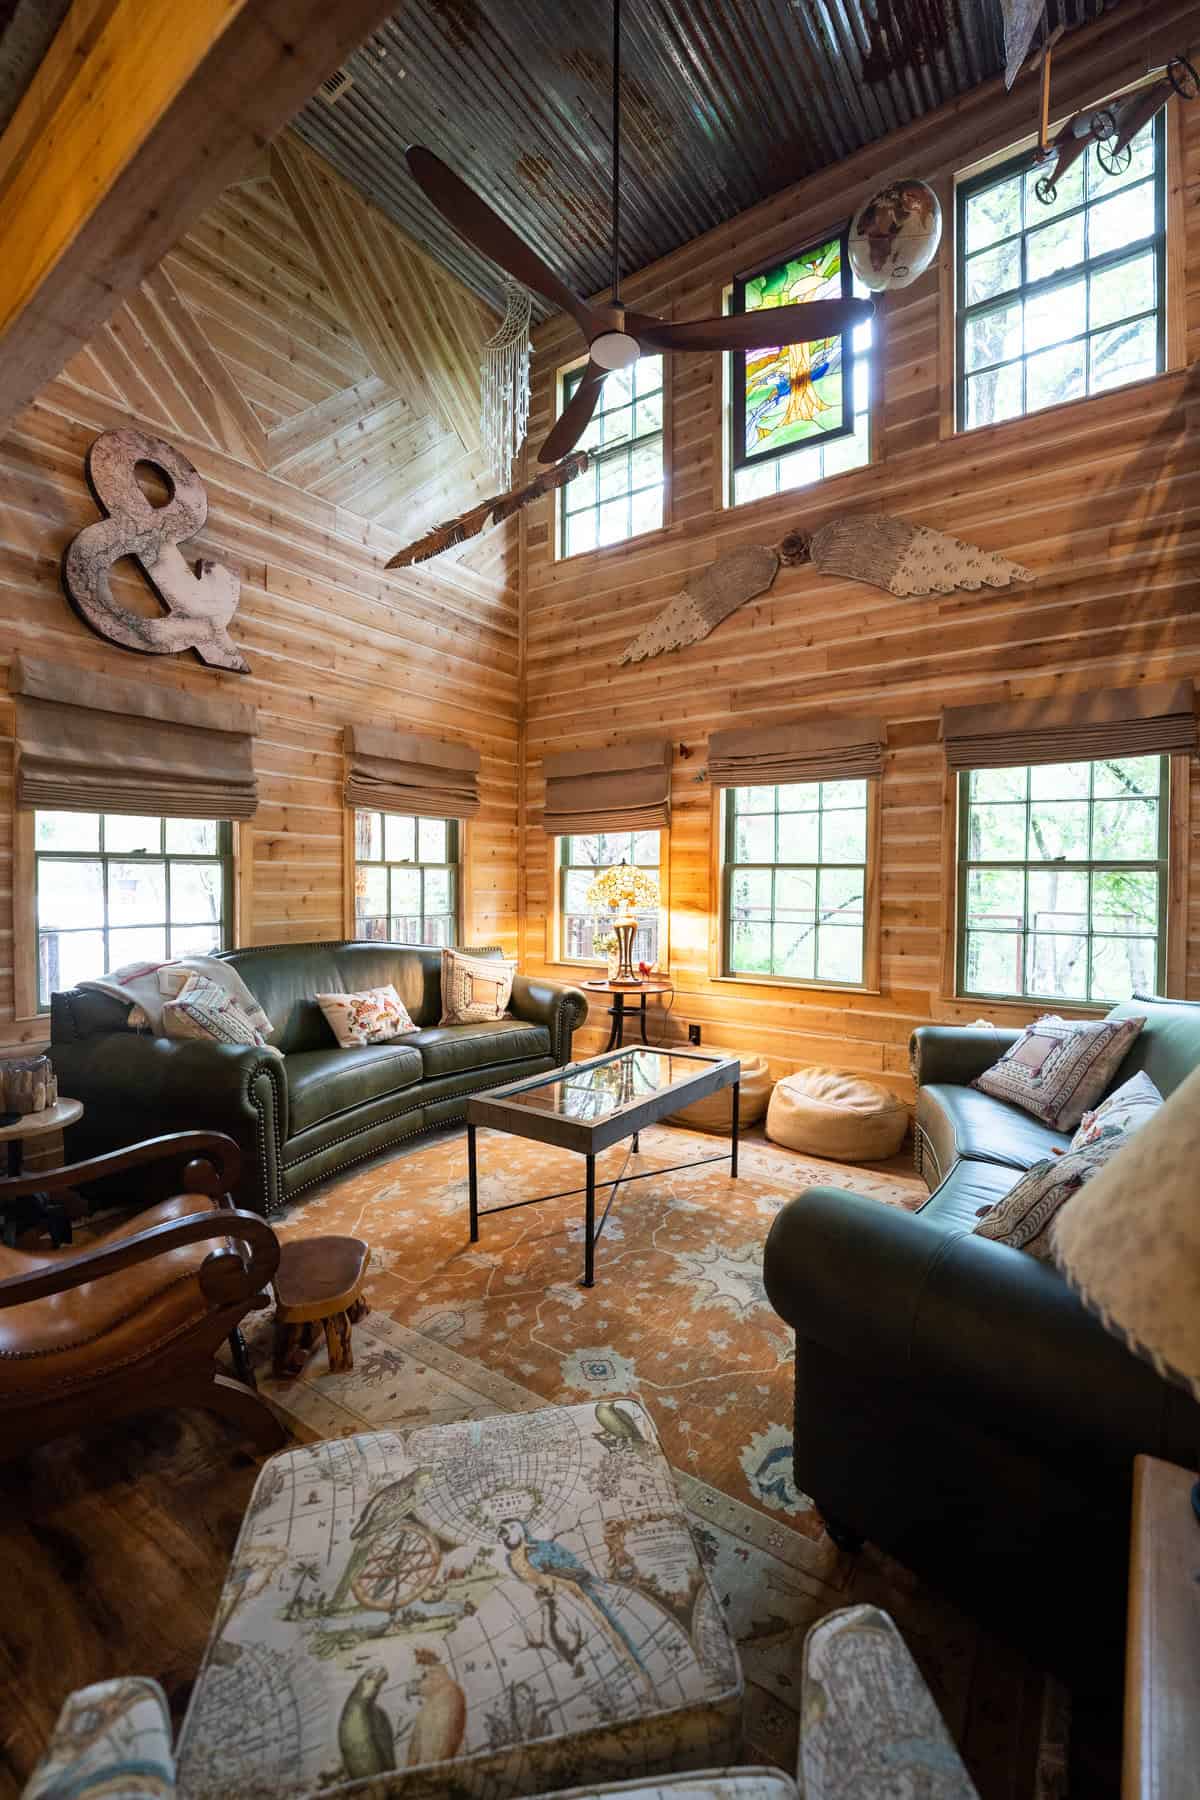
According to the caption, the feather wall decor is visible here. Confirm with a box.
[617,512,1035,665]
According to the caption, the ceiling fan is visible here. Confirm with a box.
[406,0,874,464]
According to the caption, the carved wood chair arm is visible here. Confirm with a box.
[0,1130,241,1200]
[0,1207,279,1310]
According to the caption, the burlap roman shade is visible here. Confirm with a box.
[344,724,481,819]
[941,681,1197,771]
[10,655,257,818]
[542,740,671,835]
[708,714,885,788]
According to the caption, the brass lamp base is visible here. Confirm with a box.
[612,919,642,985]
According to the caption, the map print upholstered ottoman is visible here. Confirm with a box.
[175,1399,742,1800]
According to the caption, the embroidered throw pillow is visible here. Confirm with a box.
[971,1012,1145,1131]
[163,974,272,1048]
[1069,1069,1162,1152]
[974,1105,1148,1260]
[316,985,416,1048]
[439,948,516,1025]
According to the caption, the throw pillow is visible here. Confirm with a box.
[971,1012,1145,1131]
[163,974,272,1048]
[1069,1069,1162,1152]
[439,948,516,1025]
[973,1127,1135,1260]
[316,985,416,1048]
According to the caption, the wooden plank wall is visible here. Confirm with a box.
[520,0,1200,1102]
[0,133,519,1049]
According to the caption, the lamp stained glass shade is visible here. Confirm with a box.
[731,229,856,470]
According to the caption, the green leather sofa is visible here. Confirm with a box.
[49,942,588,1217]
[762,994,1200,1685]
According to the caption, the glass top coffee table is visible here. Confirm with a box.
[466,1046,741,1286]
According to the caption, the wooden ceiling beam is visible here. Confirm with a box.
[0,0,401,430]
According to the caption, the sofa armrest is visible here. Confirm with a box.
[49,1035,287,1214]
[763,1186,1200,1474]
[908,1023,1022,1088]
[509,974,589,1065]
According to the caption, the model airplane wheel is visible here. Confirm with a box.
[1034,174,1058,206]
[1096,138,1132,177]
[1167,55,1199,100]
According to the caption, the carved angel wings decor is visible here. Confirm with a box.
[617,512,1035,666]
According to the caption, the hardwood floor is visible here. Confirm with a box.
[0,1408,274,1796]
[0,1355,1119,1798]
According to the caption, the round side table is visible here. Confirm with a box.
[0,1097,84,1247]
[583,979,674,1050]
[272,1235,371,1378]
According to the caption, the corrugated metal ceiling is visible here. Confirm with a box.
[295,0,1118,321]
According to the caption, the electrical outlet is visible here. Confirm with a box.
[688,1024,702,1046]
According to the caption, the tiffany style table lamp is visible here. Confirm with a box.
[584,860,660,985]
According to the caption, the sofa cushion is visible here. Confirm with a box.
[220,943,510,1051]
[971,1013,1145,1131]
[918,1082,1070,1179]
[286,1043,423,1135]
[405,1019,552,1080]
[919,1155,1020,1231]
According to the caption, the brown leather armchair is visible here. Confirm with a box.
[0,1131,286,1459]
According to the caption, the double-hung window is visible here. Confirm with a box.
[957,755,1168,1004]
[722,782,870,986]
[355,811,459,945]
[957,109,1166,429]
[557,830,661,965]
[558,357,664,557]
[33,811,231,1008]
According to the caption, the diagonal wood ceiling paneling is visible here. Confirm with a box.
[53,130,510,587]
[292,0,1126,323]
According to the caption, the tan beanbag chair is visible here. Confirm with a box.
[666,1052,772,1135]
[766,1066,908,1162]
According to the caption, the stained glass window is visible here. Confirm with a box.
[730,230,856,472]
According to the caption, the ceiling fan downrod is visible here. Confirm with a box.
[589,0,641,373]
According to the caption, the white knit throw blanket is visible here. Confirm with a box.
[79,956,274,1040]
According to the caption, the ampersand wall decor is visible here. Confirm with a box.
[61,428,249,673]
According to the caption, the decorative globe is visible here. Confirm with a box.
[848,180,942,291]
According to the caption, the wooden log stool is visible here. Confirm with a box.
[272,1235,370,1378]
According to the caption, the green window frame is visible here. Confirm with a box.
[557,356,665,558]
[956,108,1166,431]
[33,811,232,1009]
[956,755,1169,1005]
[557,831,660,965]
[722,782,869,987]
[354,810,459,947]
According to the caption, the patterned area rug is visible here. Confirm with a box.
[245,1123,1068,1797]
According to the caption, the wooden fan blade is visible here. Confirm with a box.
[538,363,606,463]
[635,297,874,353]
[406,147,600,339]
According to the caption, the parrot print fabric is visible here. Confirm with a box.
[175,1400,741,1800]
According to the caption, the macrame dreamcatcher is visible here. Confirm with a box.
[480,281,532,489]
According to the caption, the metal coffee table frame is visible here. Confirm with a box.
[466,1047,741,1286]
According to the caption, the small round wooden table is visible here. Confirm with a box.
[583,979,674,1050]
[0,1098,84,1246]
[272,1235,371,1378]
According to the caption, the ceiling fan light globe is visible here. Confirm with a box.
[590,330,641,371]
